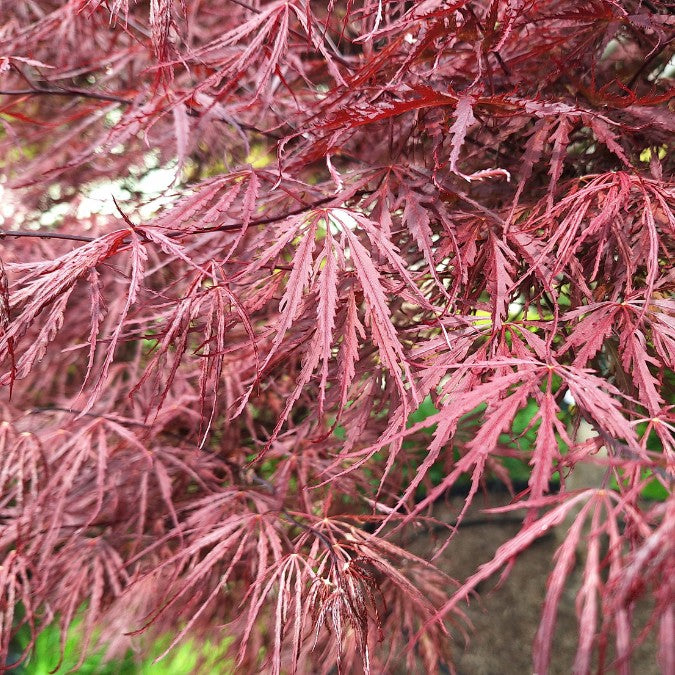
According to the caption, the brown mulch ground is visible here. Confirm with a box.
[399,493,662,675]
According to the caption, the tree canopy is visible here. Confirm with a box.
[0,1,673,673]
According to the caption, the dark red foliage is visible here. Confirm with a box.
[0,1,673,672]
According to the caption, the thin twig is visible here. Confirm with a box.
[1,87,283,139]
[28,406,150,427]
[627,40,672,88]
[0,86,131,105]
[196,194,339,233]
[0,230,96,243]
[184,105,282,140]
[0,191,363,247]
[226,0,261,13]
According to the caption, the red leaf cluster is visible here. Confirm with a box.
[0,1,673,672]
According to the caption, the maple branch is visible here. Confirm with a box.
[626,39,673,88]
[0,86,130,105]
[491,51,511,78]
[226,0,260,12]
[196,194,340,233]
[184,105,282,140]
[0,229,96,243]
[0,194,346,249]
[172,189,373,237]
[1,85,281,140]
[28,406,148,426]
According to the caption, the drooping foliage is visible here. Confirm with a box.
[0,1,673,672]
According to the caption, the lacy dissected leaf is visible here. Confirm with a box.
[0,230,128,384]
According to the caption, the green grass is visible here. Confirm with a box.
[13,618,234,675]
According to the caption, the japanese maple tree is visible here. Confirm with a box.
[0,1,673,673]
